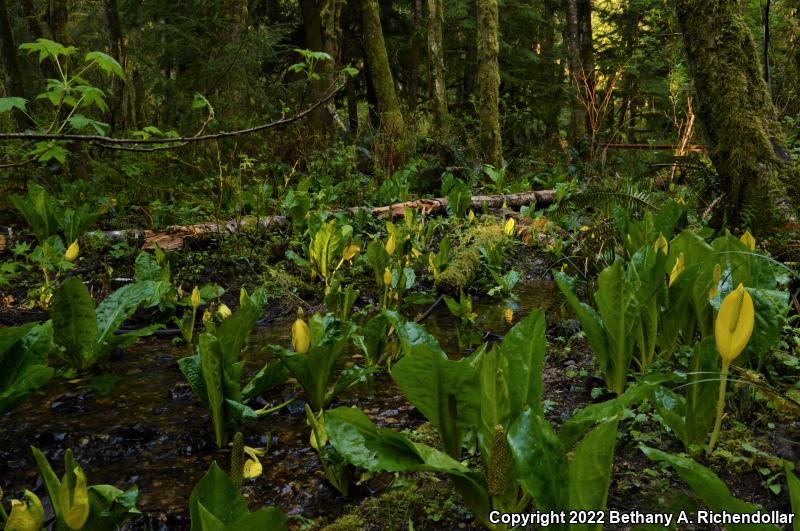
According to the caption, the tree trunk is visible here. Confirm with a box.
[675,0,795,226]
[104,0,128,130]
[300,0,331,133]
[407,0,422,110]
[577,0,594,137]
[19,0,43,40]
[361,0,405,138]
[541,0,560,140]
[565,0,585,144]
[460,0,477,110]
[427,0,448,134]
[46,0,69,43]
[476,0,502,167]
[0,0,34,129]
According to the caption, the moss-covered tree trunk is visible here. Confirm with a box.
[565,0,585,144]
[362,0,405,139]
[427,0,448,135]
[460,0,478,111]
[476,0,502,167]
[407,0,422,110]
[675,0,796,226]
[46,0,69,44]
[300,0,332,133]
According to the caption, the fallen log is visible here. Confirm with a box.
[89,189,555,251]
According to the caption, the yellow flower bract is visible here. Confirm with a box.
[715,283,755,363]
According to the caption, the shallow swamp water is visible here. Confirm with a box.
[1,281,565,529]
[2,277,795,529]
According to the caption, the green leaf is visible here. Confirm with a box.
[199,334,226,447]
[508,408,568,512]
[275,313,351,411]
[96,281,162,349]
[51,277,99,371]
[0,97,28,113]
[640,446,781,530]
[20,38,77,63]
[568,419,619,531]
[499,309,547,420]
[66,114,110,135]
[784,463,800,531]
[31,446,64,524]
[178,355,209,406]
[555,272,609,374]
[189,462,249,530]
[241,361,288,402]
[390,319,480,456]
[594,259,638,394]
[85,51,125,79]
[309,220,342,282]
[326,406,487,502]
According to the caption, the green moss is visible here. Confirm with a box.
[436,224,505,295]
[320,514,365,531]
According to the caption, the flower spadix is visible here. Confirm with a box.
[715,283,754,362]
[292,308,311,354]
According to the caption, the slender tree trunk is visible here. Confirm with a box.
[476,0,502,167]
[565,0,585,144]
[46,0,69,43]
[427,0,448,134]
[675,0,795,226]
[577,0,594,137]
[0,0,34,129]
[460,0,478,110]
[19,0,43,40]
[104,0,128,130]
[362,0,405,138]
[408,0,422,110]
[763,0,771,99]
[541,0,560,140]
[300,0,331,132]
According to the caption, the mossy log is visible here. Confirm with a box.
[89,190,555,251]
[436,224,505,295]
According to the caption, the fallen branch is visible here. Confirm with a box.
[91,189,556,251]
[0,84,341,149]
[601,143,706,153]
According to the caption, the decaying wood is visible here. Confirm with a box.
[92,190,556,251]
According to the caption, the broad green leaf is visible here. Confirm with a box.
[215,292,263,366]
[226,507,288,531]
[785,462,800,531]
[31,446,63,520]
[640,446,781,530]
[66,114,110,135]
[594,260,638,394]
[508,408,568,512]
[391,322,480,456]
[568,419,619,531]
[85,51,125,79]
[199,334,226,447]
[326,406,486,492]
[96,281,162,349]
[189,462,249,530]
[309,220,342,282]
[555,272,609,370]
[478,347,510,465]
[684,338,719,446]
[499,309,547,419]
[52,277,98,370]
[178,355,208,405]
[0,97,28,113]
[242,361,288,402]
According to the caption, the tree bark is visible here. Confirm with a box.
[476,0,502,167]
[675,0,795,226]
[565,0,585,144]
[427,0,448,134]
[19,0,43,40]
[407,0,422,110]
[361,0,405,138]
[460,0,477,110]
[46,0,69,44]
[0,0,34,129]
[577,0,594,137]
[300,0,332,133]
[104,0,128,130]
